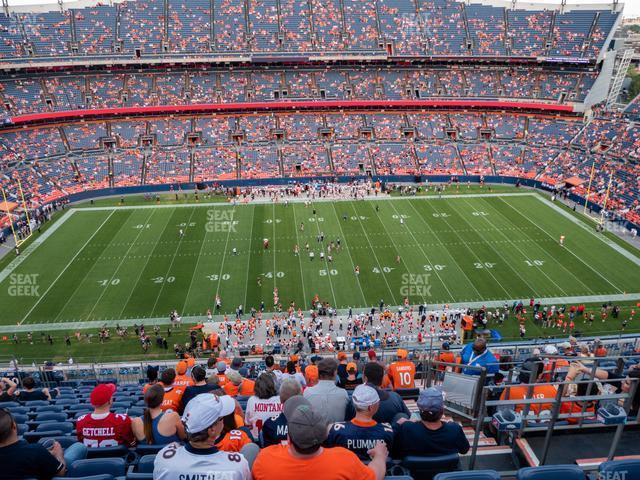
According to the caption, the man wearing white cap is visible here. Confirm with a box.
[325,384,394,461]
[153,393,251,480]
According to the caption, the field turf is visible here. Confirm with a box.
[0,191,639,332]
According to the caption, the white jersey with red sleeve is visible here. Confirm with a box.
[76,412,135,448]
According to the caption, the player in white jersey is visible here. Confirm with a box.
[559,235,565,246]
[153,394,251,480]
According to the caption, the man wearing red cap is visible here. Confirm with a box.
[76,384,135,448]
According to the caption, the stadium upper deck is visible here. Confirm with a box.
[0,0,622,65]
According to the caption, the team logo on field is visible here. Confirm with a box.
[8,273,39,297]
[205,209,238,233]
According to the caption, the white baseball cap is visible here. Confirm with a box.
[181,394,235,434]
[543,345,558,355]
[351,384,380,409]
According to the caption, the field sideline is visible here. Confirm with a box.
[0,191,639,332]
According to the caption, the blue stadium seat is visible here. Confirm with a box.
[39,436,80,449]
[23,430,65,443]
[55,398,79,406]
[128,408,143,418]
[434,471,501,480]
[17,424,28,436]
[54,475,116,480]
[36,421,74,434]
[0,401,20,408]
[111,402,133,409]
[34,412,68,423]
[33,405,64,414]
[126,454,155,480]
[599,459,640,477]
[86,445,129,459]
[402,454,461,480]
[11,413,28,424]
[68,458,126,478]
[6,406,29,415]
[135,444,164,456]
[24,400,50,408]
[516,465,585,480]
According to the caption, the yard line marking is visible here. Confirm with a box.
[86,209,158,321]
[500,197,625,293]
[406,199,482,299]
[330,203,367,307]
[272,203,277,292]
[243,206,256,311]
[419,200,512,299]
[310,202,338,308]
[452,199,546,297]
[292,203,309,307]
[150,207,198,315]
[74,192,535,212]
[0,208,75,285]
[211,205,237,308]
[477,197,594,295]
[50,210,138,324]
[369,202,426,305]
[534,196,640,267]
[18,210,115,325]
[386,200,455,301]
[348,202,398,306]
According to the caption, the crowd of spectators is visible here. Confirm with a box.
[0,67,598,118]
[1,110,639,223]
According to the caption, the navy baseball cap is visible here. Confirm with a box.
[417,387,444,414]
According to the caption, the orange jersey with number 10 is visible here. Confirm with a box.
[388,361,416,389]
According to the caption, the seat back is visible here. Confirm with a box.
[54,476,115,480]
[35,412,68,423]
[434,471,501,480]
[402,454,461,480]
[516,465,586,480]
[39,436,79,449]
[36,421,74,433]
[86,445,129,459]
[68,458,126,478]
[395,388,420,400]
[599,459,640,477]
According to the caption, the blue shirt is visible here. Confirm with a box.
[325,419,394,461]
[459,343,499,375]
[392,421,470,458]
[261,413,288,447]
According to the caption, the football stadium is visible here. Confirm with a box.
[0,0,639,478]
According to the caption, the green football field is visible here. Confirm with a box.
[1,191,639,331]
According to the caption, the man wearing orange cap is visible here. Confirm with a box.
[336,351,349,384]
[76,383,135,448]
[174,361,195,388]
[387,349,416,390]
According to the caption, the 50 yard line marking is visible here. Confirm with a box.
[310,202,338,308]
[243,206,256,311]
[330,203,367,307]
[18,210,116,325]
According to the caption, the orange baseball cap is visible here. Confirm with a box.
[290,355,300,363]
[397,349,408,359]
[337,352,347,361]
[176,360,188,375]
[346,362,357,373]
